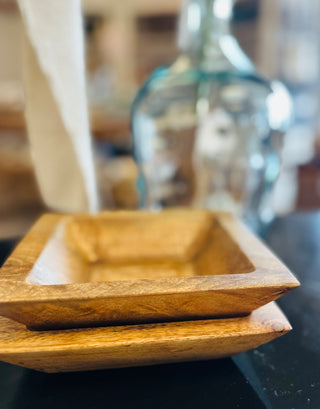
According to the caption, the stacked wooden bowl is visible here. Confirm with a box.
[0,210,299,372]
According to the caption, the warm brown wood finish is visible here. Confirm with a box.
[0,302,291,373]
[0,210,299,330]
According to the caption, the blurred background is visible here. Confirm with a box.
[0,0,320,238]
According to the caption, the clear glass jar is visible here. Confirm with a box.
[131,0,292,232]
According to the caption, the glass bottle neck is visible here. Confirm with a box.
[205,0,234,33]
[177,0,254,73]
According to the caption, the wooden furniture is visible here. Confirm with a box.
[0,108,131,146]
[0,302,290,373]
[83,0,181,100]
[0,210,299,330]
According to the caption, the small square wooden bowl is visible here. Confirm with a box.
[0,210,299,330]
[0,302,291,373]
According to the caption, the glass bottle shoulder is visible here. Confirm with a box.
[133,61,273,116]
[137,54,271,96]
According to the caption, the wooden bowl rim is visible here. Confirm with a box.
[0,211,299,304]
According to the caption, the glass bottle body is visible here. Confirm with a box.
[131,0,291,231]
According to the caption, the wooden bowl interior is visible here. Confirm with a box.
[26,213,254,286]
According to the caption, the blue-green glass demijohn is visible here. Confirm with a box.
[131,0,292,232]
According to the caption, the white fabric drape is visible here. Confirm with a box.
[18,0,98,213]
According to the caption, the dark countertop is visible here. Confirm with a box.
[0,212,319,409]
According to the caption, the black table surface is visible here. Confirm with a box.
[0,212,319,409]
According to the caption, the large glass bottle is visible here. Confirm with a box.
[131,0,291,231]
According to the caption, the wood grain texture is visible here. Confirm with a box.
[0,302,291,373]
[0,210,300,330]
[63,211,213,264]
